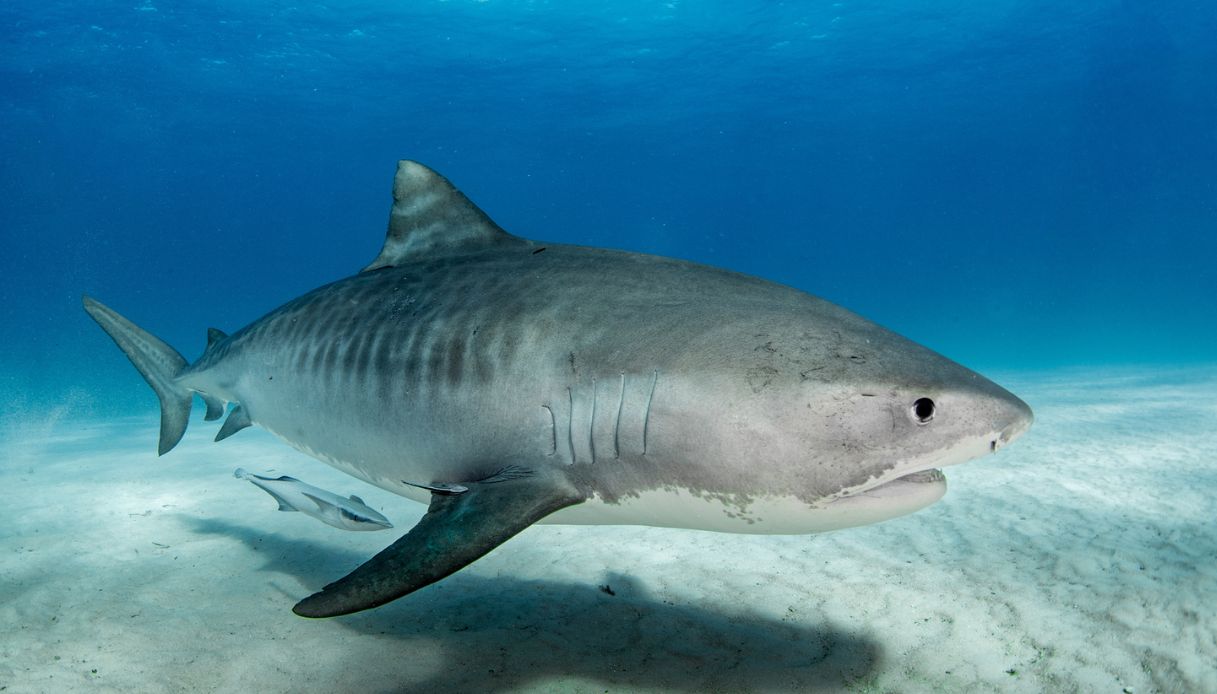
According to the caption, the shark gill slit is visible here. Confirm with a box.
[446,328,466,387]
[589,378,598,465]
[542,405,556,456]
[567,387,576,465]
[643,369,658,456]
[613,372,625,459]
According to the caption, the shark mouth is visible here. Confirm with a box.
[865,468,945,493]
[803,467,949,531]
[824,426,1008,508]
[826,467,947,506]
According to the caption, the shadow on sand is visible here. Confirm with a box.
[187,517,881,691]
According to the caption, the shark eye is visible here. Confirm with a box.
[911,398,936,424]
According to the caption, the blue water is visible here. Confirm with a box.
[2,0,1215,416]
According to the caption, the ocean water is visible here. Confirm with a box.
[2,1,1215,692]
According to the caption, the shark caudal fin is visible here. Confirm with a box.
[82,295,192,455]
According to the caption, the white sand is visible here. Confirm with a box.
[1,367,1214,693]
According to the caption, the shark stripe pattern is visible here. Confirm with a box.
[84,159,1032,617]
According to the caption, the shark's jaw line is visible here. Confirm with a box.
[822,425,1007,505]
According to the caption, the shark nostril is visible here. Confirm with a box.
[999,412,1032,445]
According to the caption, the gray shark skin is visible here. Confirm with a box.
[83,160,1032,618]
[233,467,393,531]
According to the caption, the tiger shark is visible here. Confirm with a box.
[83,160,1032,618]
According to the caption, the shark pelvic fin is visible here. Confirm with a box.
[82,296,191,456]
[215,404,252,441]
[292,466,585,618]
[361,160,527,272]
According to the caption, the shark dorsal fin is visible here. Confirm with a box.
[361,160,525,272]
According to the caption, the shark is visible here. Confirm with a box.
[233,468,393,531]
[83,159,1033,618]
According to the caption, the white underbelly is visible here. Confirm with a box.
[260,417,945,536]
[541,484,941,535]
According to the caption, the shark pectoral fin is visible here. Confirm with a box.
[201,393,225,421]
[215,405,252,442]
[292,467,585,618]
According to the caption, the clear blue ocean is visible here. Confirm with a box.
[2,2,1215,692]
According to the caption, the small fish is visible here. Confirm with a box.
[234,468,393,531]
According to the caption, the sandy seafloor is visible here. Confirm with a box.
[1,367,1214,693]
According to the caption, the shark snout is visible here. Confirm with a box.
[991,394,1033,453]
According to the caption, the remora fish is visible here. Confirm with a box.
[233,468,393,531]
[83,160,1033,618]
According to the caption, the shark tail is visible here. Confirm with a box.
[82,295,192,456]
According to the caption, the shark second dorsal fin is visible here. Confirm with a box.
[361,160,526,272]
[206,327,228,349]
